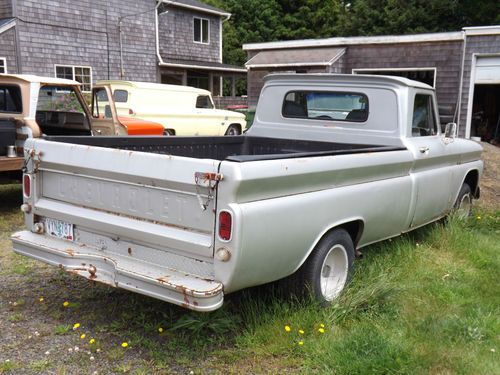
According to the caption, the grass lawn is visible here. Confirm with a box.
[0,183,499,374]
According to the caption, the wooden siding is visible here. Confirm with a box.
[158,7,221,63]
[346,41,463,114]
[247,40,463,114]
[12,0,158,81]
[0,0,12,18]
[0,27,17,73]
[458,34,500,135]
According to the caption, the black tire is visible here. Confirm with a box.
[453,183,472,219]
[295,229,355,304]
[225,124,241,136]
[163,129,175,136]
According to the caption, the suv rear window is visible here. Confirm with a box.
[282,91,368,122]
[0,85,22,113]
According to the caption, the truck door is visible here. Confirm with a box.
[407,93,455,228]
[90,86,123,136]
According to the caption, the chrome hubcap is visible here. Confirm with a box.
[320,244,349,301]
[457,193,472,219]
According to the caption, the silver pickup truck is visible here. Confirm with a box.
[11,74,483,311]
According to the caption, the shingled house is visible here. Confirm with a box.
[245,26,500,140]
[0,0,246,105]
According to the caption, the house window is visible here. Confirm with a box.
[0,58,7,73]
[55,65,92,92]
[194,18,209,44]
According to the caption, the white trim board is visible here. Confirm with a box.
[244,31,464,51]
[352,67,437,88]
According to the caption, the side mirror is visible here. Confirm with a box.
[444,122,457,139]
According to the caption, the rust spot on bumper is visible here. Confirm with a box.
[65,248,75,257]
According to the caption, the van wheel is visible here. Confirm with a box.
[454,183,472,219]
[163,129,175,136]
[298,229,354,303]
[225,125,241,136]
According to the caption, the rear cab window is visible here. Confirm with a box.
[282,91,369,122]
[0,85,22,113]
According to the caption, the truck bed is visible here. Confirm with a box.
[45,135,405,162]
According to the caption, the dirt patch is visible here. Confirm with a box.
[478,142,499,210]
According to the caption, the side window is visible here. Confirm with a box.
[92,88,112,118]
[196,95,213,109]
[282,91,369,122]
[412,94,437,136]
[113,89,128,103]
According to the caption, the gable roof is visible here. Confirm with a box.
[246,47,345,68]
[161,0,230,17]
[0,18,15,34]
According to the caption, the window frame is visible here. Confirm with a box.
[54,64,93,92]
[193,17,210,44]
[352,67,437,88]
[411,93,438,137]
[0,58,7,74]
[281,90,369,123]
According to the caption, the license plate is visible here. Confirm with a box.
[45,218,74,241]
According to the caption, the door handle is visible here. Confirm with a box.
[419,146,430,153]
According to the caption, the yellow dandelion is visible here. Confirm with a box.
[298,341,304,346]
[73,323,80,330]
[39,297,44,302]
[80,334,86,339]
[477,216,481,220]
[298,329,305,335]
[121,342,128,348]
[320,323,325,328]
[63,301,70,307]
[89,338,95,345]
[158,327,164,333]
[318,328,325,334]
[284,325,291,332]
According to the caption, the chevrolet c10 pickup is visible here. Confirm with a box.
[11,74,483,311]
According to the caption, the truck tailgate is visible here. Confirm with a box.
[12,139,223,311]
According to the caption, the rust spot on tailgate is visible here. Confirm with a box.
[65,248,75,257]
[157,276,171,284]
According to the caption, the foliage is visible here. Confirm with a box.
[203,0,500,66]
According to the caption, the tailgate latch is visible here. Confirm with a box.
[194,172,223,211]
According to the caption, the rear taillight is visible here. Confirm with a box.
[218,211,232,241]
[23,174,31,198]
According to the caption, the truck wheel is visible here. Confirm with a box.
[454,183,472,219]
[225,125,241,136]
[300,229,354,303]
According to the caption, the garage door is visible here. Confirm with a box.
[475,56,500,84]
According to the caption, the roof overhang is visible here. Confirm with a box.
[463,25,500,36]
[246,47,346,69]
[160,0,231,18]
[0,18,15,34]
[159,61,246,73]
[243,31,464,51]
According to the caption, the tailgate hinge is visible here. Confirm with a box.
[194,172,223,211]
